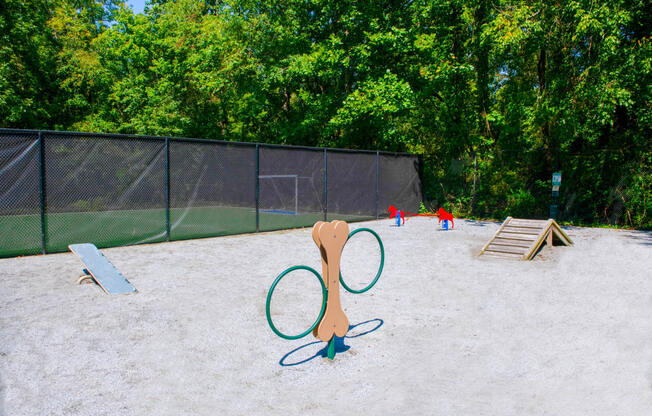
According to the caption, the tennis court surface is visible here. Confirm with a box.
[1,218,651,415]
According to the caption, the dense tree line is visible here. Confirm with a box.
[1,0,650,227]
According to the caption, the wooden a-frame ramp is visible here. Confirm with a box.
[479,217,573,260]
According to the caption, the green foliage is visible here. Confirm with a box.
[505,189,538,218]
[0,0,649,228]
[0,0,58,126]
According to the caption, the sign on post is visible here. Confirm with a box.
[552,172,562,196]
[550,172,562,219]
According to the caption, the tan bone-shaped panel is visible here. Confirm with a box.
[315,220,350,341]
[311,221,328,289]
[311,221,327,338]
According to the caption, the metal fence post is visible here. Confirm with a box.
[165,137,170,241]
[418,154,425,206]
[323,148,328,221]
[375,151,379,220]
[38,131,47,254]
[255,144,260,232]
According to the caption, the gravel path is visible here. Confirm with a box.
[1,218,651,415]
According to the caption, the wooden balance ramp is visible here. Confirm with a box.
[479,217,573,260]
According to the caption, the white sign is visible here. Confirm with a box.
[552,172,561,195]
[552,172,562,186]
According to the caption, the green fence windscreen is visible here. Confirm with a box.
[0,129,422,257]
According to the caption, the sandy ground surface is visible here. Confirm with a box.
[1,217,651,415]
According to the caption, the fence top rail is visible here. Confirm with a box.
[0,128,417,157]
[0,128,41,135]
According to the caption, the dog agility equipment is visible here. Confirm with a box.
[69,243,137,294]
[266,221,384,360]
[479,217,572,260]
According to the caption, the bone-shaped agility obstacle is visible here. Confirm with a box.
[266,220,384,360]
[313,220,350,341]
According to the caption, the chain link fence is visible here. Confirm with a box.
[0,131,41,256]
[0,129,422,257]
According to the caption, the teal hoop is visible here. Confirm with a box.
[339,228,385,294]
[266,265,327,340]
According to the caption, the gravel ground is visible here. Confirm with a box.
[1,217,651,415]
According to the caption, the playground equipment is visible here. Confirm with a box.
[436,208,454,229]
[266,220,384,360]
[388,205,454,229]
[479,217,573,260]
[391,208,405,226]
[69,243,137,294]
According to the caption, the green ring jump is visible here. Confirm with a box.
[265,222,384,359]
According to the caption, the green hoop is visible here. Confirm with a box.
[339,227,385,294]
[266,265,327,340]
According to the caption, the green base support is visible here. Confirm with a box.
[327,337,336,360]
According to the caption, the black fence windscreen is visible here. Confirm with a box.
[327,150,377,221]
[170,141,256,239]
[43,132,167,252]
[0,131,41,256]
[0,129,422,257]
[379,154,422,218]
[258,146,325,231]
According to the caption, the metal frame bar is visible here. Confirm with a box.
[375,151,380,220]
[165,137,170,241]
[258,175,299,215]
[418,154,425,212]
[255,144,260,232]
[38,131,47,254]
[323,148,327,221]
[0,128,415,157]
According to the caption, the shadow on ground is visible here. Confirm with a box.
[464,219,489,227]
[279,318,383,366]
[624,230,652,246]
[0,369,5,416]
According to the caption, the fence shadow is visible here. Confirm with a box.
[278,318,384,366]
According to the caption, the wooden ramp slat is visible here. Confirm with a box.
[479,217,573,260]
[508,219,547,226]
[493,236,534,243]
[491,239,532,249]
[502,226,543,234]
[499,232,538,240]
[485,246,527,255]
[481,252,523,260]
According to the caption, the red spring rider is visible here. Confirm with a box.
[387,204,454,229]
